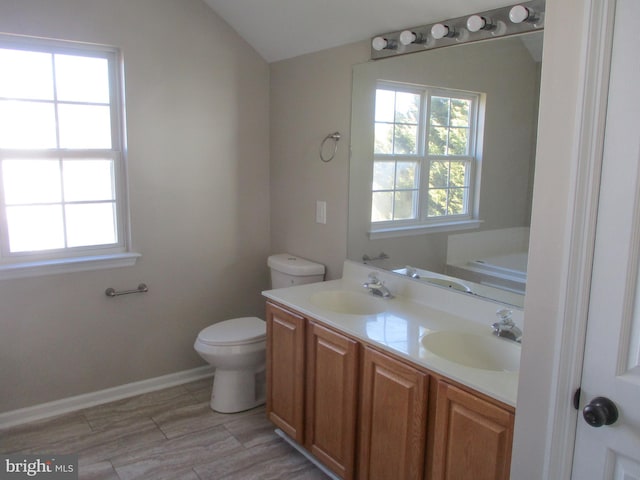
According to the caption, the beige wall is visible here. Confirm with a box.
[269,41,370,280]
[0,0,270,413]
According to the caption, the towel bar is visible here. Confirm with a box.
[105,283,148,297]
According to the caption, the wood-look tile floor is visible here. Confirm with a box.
[0,378,328,480]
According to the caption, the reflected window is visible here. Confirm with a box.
[365,314,410,354]
[372,82,482,233]
[0,35,129,265]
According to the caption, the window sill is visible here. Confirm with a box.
[369,219,483,239]
[0,252,141,280]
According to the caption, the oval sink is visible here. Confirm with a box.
[421,331,520,372]
[309,290,386,315]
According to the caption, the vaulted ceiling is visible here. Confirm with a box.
[203,0,520,62]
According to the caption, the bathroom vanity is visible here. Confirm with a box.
[262,261,520,480]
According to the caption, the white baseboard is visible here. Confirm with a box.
[0,365,214,429]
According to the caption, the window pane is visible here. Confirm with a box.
[374,123,393,154]
[58,104,112,149]
[448,127,469,155]
[396,162,417,189]
[63,159,115,202]
[55,54,110,104]
[373,161,395,190]
[430,97,450,126]
[65,203,116,247]
[375,89,395,122]
[428,126,447,155]
[449,162,468,187]
[371,192,393,222]
[448,187,466,215]
[450,99,471,126]
[429,161,449,188]
[0,100,57,148]
[6,205,64,252]
[0,49,54,100]
[427,189,448,217]
[395,92,420,123]
[394,191,416,220]
[394,124,417,154]
[2,159,62,204]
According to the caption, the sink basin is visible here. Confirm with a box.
[421,331,520,372]
[309,290,386,315]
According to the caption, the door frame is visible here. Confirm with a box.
[511,0,618,477]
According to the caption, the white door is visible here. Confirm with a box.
[572,0,640,477]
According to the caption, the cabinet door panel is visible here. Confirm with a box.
[359,347,429,480]
[306,322,359,480]
[266,303,305,443]
[432,381,514,480]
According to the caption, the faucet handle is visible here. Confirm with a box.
[367,272,380,283]
[496,308,514,324]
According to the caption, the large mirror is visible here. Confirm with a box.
[348,32,543,308]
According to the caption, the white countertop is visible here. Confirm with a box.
[262,260,521,407]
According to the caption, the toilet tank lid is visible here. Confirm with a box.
[268,254,325,276]
[197,317,266,346]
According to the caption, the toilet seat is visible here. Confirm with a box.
[197,317,265,346]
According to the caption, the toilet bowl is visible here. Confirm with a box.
[195,254,325,414]
[194,317,266,413]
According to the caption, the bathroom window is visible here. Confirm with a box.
[0,35,137,278]
[371,82,483,237]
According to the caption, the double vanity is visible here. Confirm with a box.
[262,260,522,480]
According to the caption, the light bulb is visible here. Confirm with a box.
[431,23,455,40]
[372,36,389,51]
[467,15,493,32]
[399,30,417,46]
[509,5,536,23]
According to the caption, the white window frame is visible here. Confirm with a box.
[370,81,484,239]
[0,34,138,279]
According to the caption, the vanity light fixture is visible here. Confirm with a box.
[372,36,397,51]
[509,5,539,23]
[369,0,544,60]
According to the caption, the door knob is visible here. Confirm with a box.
[582,396,619,427]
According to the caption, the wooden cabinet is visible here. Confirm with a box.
[265,302,514,480]
[305,321,359,480]
[266,302,306,443]
[431,380,514,480]
[359,346,429,480]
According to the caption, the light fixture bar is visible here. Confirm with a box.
[370,0,544,60]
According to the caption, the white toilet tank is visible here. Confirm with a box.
[268,254,325,288]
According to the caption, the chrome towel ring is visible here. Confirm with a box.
[319,132,341,162]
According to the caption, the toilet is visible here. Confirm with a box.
[194,254,325,413]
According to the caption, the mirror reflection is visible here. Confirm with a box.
[348,32,543,308]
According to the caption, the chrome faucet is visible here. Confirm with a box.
[492,308,522,343]
[363,273,394,298]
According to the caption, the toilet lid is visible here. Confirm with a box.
[197,317,266,346]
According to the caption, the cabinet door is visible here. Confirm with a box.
[431,381,514,480]
[359,346,429,480]
[306,321,359,480]
[266,302,306,443]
